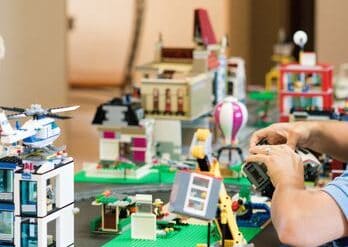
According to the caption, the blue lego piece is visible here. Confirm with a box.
[237,203,271,228]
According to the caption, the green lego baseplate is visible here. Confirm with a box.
[74,169,251,186]
[102,223,261,247]
[74,169,176,184]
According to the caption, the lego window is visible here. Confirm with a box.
[183,174,212,217]
[20,181,37,216]
[0,211,14,242]
[187,199,205,211]
[0,169,13,202]
[21,219,38,247]
[136,202,152,214]
[47,219,57,246]
[189,188,207,200]
[192,176,210,188]
[46,178,56,213]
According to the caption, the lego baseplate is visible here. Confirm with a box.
[74,169,251,187]
[102,223,261,247]
[74,169,175,184]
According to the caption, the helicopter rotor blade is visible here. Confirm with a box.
[48,105,80,114]
[45,113,72,120]
[7,113,27,120]
[0,106,26,113]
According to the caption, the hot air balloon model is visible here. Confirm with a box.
[214,96,248,170]
[214,96,248,145]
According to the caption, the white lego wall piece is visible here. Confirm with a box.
[135,194,152,204]
[84,162,152,179]
[14,161,74,218]
[131,213,156,240]
[15,204,75,247]
[300,52,316,66]
[119,134,132,143]
[100,139,119,161]
[154,119,182,154]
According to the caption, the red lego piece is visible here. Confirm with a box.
[194,8,217,46]
[279,63,334,122]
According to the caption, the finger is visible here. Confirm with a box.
[250,144,286,155]
[249,128,269,148]
[286,131,300,150]
[249,145,272,155]
[245,154,269,165]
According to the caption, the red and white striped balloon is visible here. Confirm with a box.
[213,97,248,145]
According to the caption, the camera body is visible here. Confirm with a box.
[243,139,320,198]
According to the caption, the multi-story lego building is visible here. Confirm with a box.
[0,154,75,247]
[279,62,334,122]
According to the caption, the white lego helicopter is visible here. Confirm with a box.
[0,104,79,149]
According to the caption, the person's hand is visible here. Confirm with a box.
[249,122,316,150]
[246,144,304,188]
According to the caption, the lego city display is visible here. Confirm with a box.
[227,57,247,101]
[278,31,334,122]
[82,96,156,181]
[185,129,249,246]
[90,191,136,234]
[265,29,294,91]
[131,194,157,240]
[232,186,271,228]
[213,97,248,177]
[169,171,222,221]
[137,8,230,122]
[0,104,78,247]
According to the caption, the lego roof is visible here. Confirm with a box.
[194,8,217,46]
[92,97,143,126]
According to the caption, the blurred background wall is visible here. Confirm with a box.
[68,0,228,87]
[0,0,67,107]
[316,0,348,69]
[0,0,348,98]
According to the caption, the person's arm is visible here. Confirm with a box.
[250,120,348,161]
[304,120,348,161]
[272,185,347,246]
[247,145,348,246]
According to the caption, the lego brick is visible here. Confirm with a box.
[132,138,147,148]
[74,169,176,185]
[103,223,262,246]
[0,203,14,211]
[103,131,116,139]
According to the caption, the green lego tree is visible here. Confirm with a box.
[116,162,136,180]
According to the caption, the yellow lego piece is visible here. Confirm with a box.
[191,146,205,159]
[196,129,210,142]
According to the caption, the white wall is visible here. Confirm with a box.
[0,0,67,107]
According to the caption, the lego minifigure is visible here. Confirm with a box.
[152,198,165,218]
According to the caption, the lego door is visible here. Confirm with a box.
[119,142,132,161]
[0,169,14,202]
[20,219,38,247]
[103,205,117,230]
[0,210,14,245]
[20,181,37,216]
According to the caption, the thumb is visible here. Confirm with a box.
[286,131,299,149]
